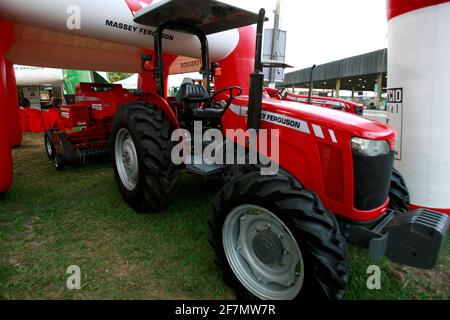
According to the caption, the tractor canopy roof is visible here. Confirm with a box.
[261,60,294,69]
[134,0,266,34]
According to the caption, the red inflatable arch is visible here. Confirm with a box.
[138,51,177,96]
[214,26,256,96]
[0,21,14,193]
[5,59,23,147]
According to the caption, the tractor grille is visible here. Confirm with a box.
[318,142,344,203]
[353,151,394,211]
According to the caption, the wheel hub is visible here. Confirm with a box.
[222,205,305,300]
[252,230,284,266]
[115,129,139,191]
[46,137,52,155]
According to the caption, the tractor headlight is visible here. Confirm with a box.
[351,138,391,157]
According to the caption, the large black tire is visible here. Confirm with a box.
[44,132,56,161]
[222,163,260,184]
[209,172,348,300]
[54,154,65,171]
[112,102,181,213]
[389,168,410,213]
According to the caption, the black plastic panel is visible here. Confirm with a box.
[353,151,394,211]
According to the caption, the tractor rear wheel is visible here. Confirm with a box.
[44,132,55,160]
[54,154,65,171]
[389,168,410,213]
[209,172,348,300]
[112,102,181,213]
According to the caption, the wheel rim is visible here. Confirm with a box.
[222,204,304,300]
[54,156,62,169]
[45,136,53,156]
[115,128,139,191]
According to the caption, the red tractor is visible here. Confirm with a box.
[264,87,364,115]
[45,0,449,300]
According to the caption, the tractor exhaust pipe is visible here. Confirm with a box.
[308,64,316,103]
[247,8,266,130]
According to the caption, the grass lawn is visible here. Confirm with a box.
[0,133,448,300]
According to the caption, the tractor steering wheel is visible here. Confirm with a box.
[211,86,243,102]
[210,86,243,117]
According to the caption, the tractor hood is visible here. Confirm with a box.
[234,97,396,148]
[267,99,396,146]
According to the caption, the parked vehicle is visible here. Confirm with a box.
[264,87,364,115]
[44,83,141,170]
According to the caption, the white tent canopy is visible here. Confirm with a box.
[116,73,139,90]
[14,65,63,86]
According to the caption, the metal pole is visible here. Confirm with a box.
[335,78,341,98]
[376,72,383,109]
[269,0,281,85]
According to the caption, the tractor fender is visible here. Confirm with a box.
[138,92,180,129]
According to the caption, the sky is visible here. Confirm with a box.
[224,0,388,70]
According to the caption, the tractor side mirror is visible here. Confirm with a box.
[141,54,154,72]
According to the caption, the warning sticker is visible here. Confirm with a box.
[387,88,403,161]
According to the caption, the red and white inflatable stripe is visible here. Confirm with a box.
[387,0,449,20]
[124,0,153,16]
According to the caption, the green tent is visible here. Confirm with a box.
[63,70,109,94]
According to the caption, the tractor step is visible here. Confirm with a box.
[186,156,224,176]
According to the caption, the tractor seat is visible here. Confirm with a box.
[175,83,210,103]
[191,108,224,117]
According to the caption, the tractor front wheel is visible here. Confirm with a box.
[54,154,65,171]
[389,168,410,213]
[209,172,348,300]
[44,132,56,161]
[112,102,181,213]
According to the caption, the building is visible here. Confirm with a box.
[281,49,387,108]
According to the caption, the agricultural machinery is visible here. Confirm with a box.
[44,82,145,170]
[44,0,448,300]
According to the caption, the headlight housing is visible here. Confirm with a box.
[351,138,391,157]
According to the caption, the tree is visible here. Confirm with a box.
[108,72,132,83]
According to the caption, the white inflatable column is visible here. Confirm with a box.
[387,0,450,215]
